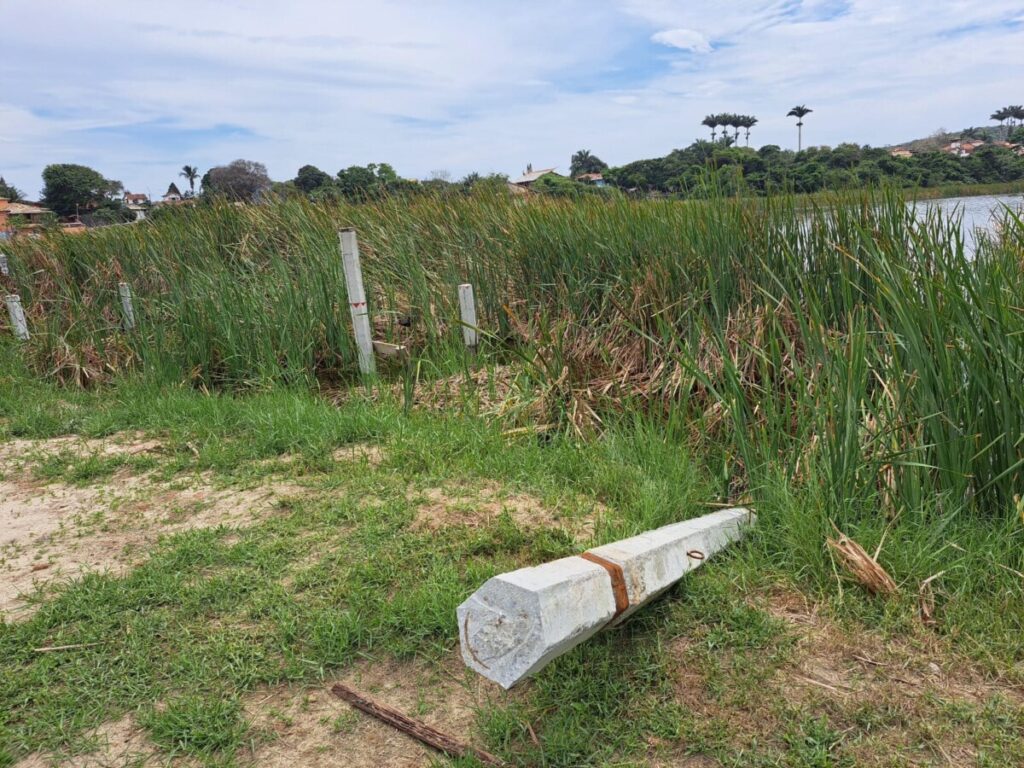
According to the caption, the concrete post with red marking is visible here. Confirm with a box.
[456,507,755,689]
[339,229,376,375]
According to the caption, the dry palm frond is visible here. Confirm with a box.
[827,525,898,596]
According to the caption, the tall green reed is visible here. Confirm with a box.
[3,189,1023,526]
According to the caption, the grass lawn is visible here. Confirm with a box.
[2,361,1022,768]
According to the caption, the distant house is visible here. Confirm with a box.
[123,192,150,221]
[889,148,914,159]
[576,172,607,187]
[941,139,985,158]
[511,165,561,187]
[162,183,183,203]
[1,199,53,236]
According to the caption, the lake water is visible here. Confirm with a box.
[912,193,1024,251]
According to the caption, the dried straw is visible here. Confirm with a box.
[827,526,897,596]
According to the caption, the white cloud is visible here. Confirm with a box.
[0,1,1022,198]
[651,28,712,53]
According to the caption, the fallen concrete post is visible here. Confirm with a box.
[457,507,755,689]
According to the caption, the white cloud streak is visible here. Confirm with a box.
[651,29,712,53]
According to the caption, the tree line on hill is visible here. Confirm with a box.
[601,137,1024,197]
[7,101,1024,223]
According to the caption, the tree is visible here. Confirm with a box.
[179,165,200,196]
[1009,105,1024,128]
[701,115,719,142]
[570,150,609,178]
[787,105,813,151]
[460,172,508,193]
[202,159,272,202]
[0,177,23,201]
[293,164,334,195]
[719,114,734,142]
[739,115,758,146]
[335,163,403,201]
[991,107,1009,131]
[41,164,122,218]
[532,173,615,198]
[730,114,744,143]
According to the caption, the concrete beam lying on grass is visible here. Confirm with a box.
[457,507,755,689]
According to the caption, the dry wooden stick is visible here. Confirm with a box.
[330,683,506,767]
[33,642,105,653]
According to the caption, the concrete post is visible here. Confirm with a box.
[458,283,478,350]
[457,507,755,688]
[339,229,376,376]
[118,282,136,331]
[5,294,29,341]
[0,253,9,277]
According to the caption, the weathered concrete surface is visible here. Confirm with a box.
[457,508,754,688]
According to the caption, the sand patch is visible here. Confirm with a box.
[759,587,1023,708]
[668,585,1024,764]
[0,433,163,465]
[331,443,386,467]
[245,653,510,768]
[0,448,308,620]
[408,482,598,539]
[14,715,158,768]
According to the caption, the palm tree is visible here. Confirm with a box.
[991,108,1009,132]
[787,105,813,151]
[1010,105,1024,129]
[570,150,593,178]
[570,150,607,178]
[702,115,719,142]
[723,113,741,143]
[180,165,200,197]
[739,115,758,146]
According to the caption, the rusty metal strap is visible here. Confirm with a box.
[580,551,630,619]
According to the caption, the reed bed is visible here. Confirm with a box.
[4,190,1024,531]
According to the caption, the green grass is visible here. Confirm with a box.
[1,373,1022,766]
[142,696,248,760]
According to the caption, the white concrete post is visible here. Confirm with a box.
[0,253,9,276]
[458,283,478,350]
[339,229,376,375]
[118,282,136,331]
[5,294,29,341]
[457,507,755,689]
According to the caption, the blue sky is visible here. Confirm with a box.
[1,1,1022,198]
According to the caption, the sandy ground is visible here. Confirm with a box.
[13,715,156,768]
[244,653,510,768]
[664,587,1024,766]
[0,434,305,620]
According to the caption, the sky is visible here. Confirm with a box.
[2,1,1022,199]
